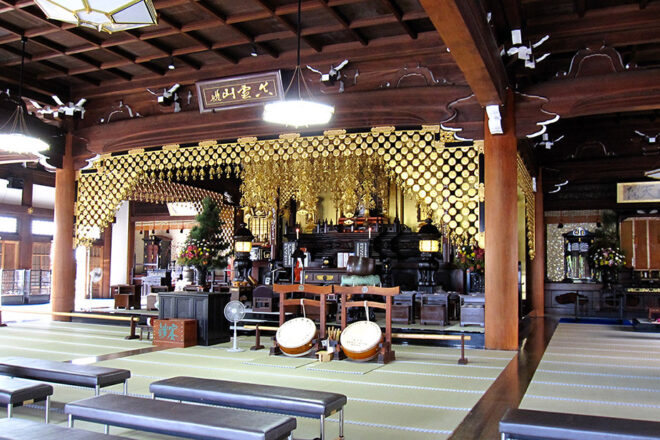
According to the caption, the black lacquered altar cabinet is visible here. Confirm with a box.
[158,291,231,346]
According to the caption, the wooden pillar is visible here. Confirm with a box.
[18,176,33,269]
[101,228,112,298]
[126,207,135,283]
[530,170,545,316]
[484,90,518,350]
[51,133,76,320]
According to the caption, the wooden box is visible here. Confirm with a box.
[421,304,446,325]
[153,318,197,348]
[392,292,415,324]
[230,286,253,305]
[460,306,485,327]
[317,350,334,362]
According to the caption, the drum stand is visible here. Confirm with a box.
[335,286,400,364]
[271,284,333,358]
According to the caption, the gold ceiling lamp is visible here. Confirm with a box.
[34,0,157,33]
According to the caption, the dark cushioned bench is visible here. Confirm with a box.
[150,376,347,440]
[0,376,53,422]
[0,417,130,440]
[500,408,660,440]
[65,394,297,440]
[0,356,130,395]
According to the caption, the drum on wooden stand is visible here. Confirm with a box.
[340,320,383,362]
[276,317,317,357]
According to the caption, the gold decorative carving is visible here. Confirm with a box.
[324,129,347,136]
[475,140,484,154]
[371,126,396,134]
[238,137,257,145]
[517,154,536,260]
[279,133,301,141]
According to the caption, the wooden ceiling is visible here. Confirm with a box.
[0,0,659,206]
[0,0,440,99]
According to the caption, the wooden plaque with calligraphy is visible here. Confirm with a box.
[196,71,284,112]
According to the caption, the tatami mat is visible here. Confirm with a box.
[520,323,660,422]
[1,321,515,439]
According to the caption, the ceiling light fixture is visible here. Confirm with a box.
[263,0,333,128]
[168,57,175,70]
[0,37,49,155]
[34,0,157,33]
[249,44,259,57]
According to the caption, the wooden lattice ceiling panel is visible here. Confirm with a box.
[0,0,439,101]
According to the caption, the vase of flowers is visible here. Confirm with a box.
[177,198,229,289]
[591,247,625,287]
[455,244,485,293]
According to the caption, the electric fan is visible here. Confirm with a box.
[224,300,246,352]
[88,267,103,299]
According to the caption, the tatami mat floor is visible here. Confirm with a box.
[1,320,513,439]
[519,323,660,421]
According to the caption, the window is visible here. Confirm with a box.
[32,242,51,270]
[0,216,17,233]
[32,219,55,236]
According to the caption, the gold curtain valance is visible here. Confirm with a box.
[75,126,483,247]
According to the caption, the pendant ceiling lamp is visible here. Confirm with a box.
[0,38,49,155]
[34,0,157,33]
[263,0,334,128]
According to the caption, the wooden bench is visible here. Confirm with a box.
[0,376,53,422]
[65,394,297,440]
[500,408,660,439]
[150,376,347,440]
[0,356,130,396]
[0,418,130,439]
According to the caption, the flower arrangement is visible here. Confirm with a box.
[454,244,485,274]
[591,247,625,269]
[178,238,217,267]
[177,198,229,270]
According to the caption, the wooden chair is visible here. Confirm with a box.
[333,285,400,363]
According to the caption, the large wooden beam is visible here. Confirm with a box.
[524,69,660,118]
[75,85,471,153]
[527,3,660,53]
[419,0,508,106]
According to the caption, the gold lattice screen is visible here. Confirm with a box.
[75,125,483,247]
[75,175,234,246]
[517,154,536,260]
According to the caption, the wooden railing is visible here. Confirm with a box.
[0,308,140,339]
